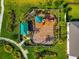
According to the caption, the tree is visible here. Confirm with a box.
[54,0,64,8]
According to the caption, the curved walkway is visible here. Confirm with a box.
[0,0,4,32]
[0,37,28,59]
[0,0,28,59]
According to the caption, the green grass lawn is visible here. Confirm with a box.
[1,0,43,41]
[68,4,79,19]
[0,0,68,59]
[24,39,67,59]
[0,40,25,59]
[64,0,79,2]
[1,0,79,59]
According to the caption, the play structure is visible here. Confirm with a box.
[19,9,58,45]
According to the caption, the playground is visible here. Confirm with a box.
[2,0,79,59]
[19,9,58,45]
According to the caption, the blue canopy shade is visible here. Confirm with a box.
[20,22,29,36]
[35,16,43,23]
